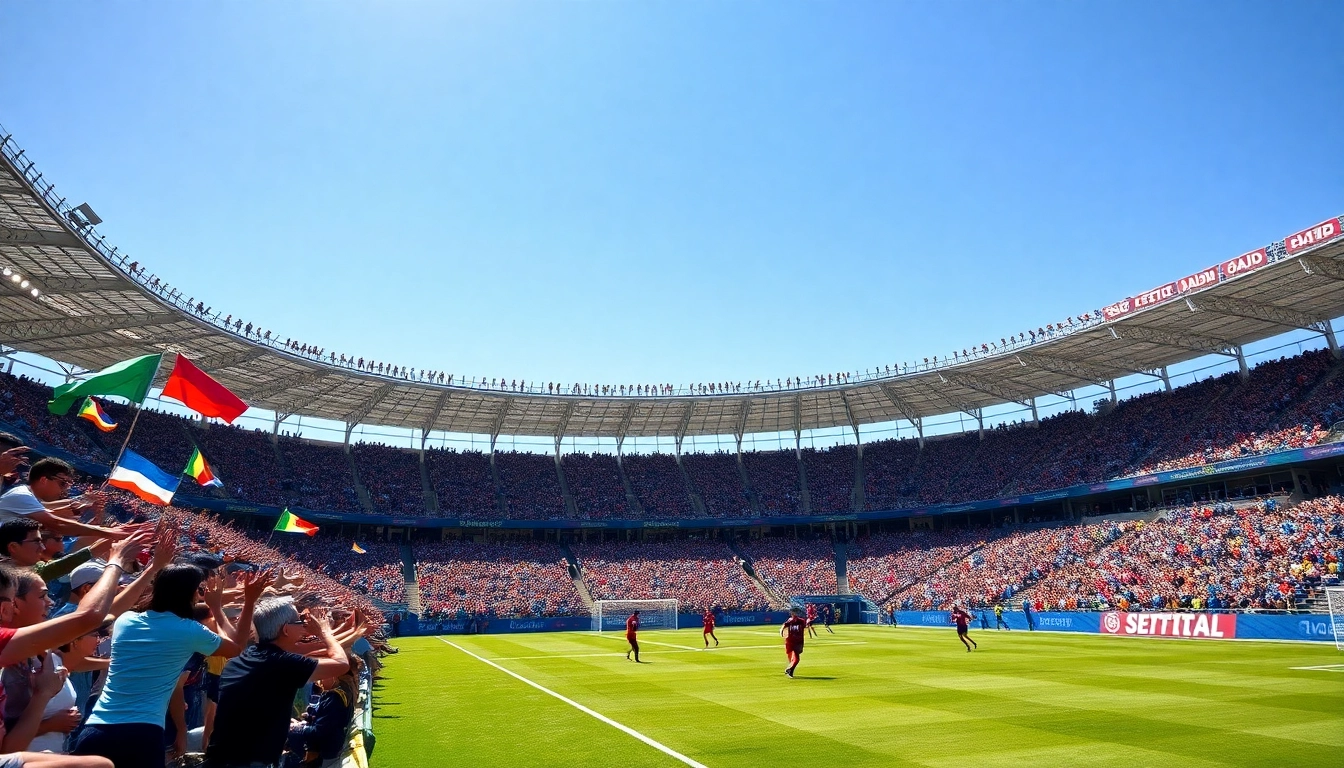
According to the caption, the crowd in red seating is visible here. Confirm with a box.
[271,535,407,604]
[885,522,1127,610]
[415,540,581,618]
[575,538,769,612]
[681,451,752,518]
[425,447,498,519]
[561,453,629,519]
[1019,498,1344,611]
[622,452,696,518]
[742,450,803,516]
[802,445,857,514]
[741,537,837,596]
[496,451,567,518]
[351,442,426,515]
[846,528,986,603]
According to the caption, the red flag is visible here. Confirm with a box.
[161,354,248,423]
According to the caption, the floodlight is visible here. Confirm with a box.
[74,203,102,226]
[8,274,19,283]
[19,280,29,289]
[1,267,9,276]
[29,289,38,297]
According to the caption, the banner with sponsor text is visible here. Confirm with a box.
[1100,611,1235,639]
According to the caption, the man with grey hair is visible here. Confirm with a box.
[204,596,348,768]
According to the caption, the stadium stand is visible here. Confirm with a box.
[561,452,629,519]
[574,538,770,612]
[351,442,427,515]
[622,452,697,518]
[414,540,582,618]
[741,537,838,596]
[424,447,499,519]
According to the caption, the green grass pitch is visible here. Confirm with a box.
[370,625,1343,767]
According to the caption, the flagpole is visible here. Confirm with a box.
[102,355,164,487]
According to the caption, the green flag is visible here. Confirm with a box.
[48,353,162,415]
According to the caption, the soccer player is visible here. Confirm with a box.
[702,608,719,648]
[781,608,807,677]
[821,603,835,634]
[625,610,641,662]
[952,604,978,652]
[805,603,818,638]
[994,604,1011,630]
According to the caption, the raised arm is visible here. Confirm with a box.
[0,531,149,666]
[108,533,177,619]
[212,570,273,658]
[302,609,351,683]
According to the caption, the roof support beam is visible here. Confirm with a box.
[1109,325,1238,357]
[1299,257,1344,282]
[839,390,861,447]
[1184,294,1329,332]
[878,384,924,448]
[0,313,180,344]
[792,394,802,455]
[0,225,82,248]
[615,402,636,454]
[734,399,752,453]
[244,369,329,402]
[944,372,1033,408]
[343,383,396,426]
[42,328,216,357]
[674,400,695,454]
[1017,352,1160,385]
[421,390,450,447]
[25,277,128,295]
[553,401,574,455]
[491,398,513,453]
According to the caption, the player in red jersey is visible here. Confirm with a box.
[702,609,719,648]
[625,610,642,662]
[781,607,807,677]
[805,603,818,638]
[951,604,978,652]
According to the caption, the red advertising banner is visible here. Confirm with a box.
[1177,266,1219,293]
[1221,248,1268,280]
[1100,611,1237,640]
[1132,281,1178,311]
[1101,297,1134,322]
[1285,218,1342,255]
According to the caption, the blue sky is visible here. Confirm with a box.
[1,2,1341,447]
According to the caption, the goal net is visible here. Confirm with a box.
[592,599,679,633]
[1326,587,1344,651]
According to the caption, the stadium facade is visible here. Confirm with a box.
[3,125,1344,531]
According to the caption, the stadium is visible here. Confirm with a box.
[0,6,1342,768]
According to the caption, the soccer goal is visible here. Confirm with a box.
[1326,587,1344,651]
[592,599,679,633]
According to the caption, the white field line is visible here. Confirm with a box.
[438,637,709,768]
[494,641,869,661]
[1290,664,1344,671]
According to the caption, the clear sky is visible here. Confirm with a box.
[1,2,1341,446]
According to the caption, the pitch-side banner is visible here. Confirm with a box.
[1100,611,1236,639]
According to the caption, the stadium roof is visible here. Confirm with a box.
[2,130,1343,445]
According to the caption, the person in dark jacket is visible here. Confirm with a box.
[290,653,361,768]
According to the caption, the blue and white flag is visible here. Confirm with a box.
[108,449,180,506]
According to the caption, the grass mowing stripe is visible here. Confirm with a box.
[438,637,710,768]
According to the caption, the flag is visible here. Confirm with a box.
[161,354,248,424]
[274,508,318,536]
[77,397,118,432]
[107,449,180,505]
[48,354,161,415]
[183,447,223,488]
[351,542,366,554]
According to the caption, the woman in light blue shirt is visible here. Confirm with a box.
[72,564,269,768]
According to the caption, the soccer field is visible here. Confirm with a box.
[370,625,1343,767]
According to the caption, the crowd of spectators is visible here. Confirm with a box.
[271,535,406,604]
[885,522,1128,610]
[351,442,426,515]
[741,450,802,516]
[846,529,985,602]
[496,451,567,518]
[1019,498,1343,611]
[574,538,768,612]
[0,374,105,462]
[424,447,499,519]
[801,444,857,513]
[560,453,629,519]
[682,452,752,518]
[740,537,838,596]
[621,452,695,518]
[414,540,581,618]
[279,439,361,512]
[194,423,287,504]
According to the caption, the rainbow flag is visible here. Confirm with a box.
[351,542,367,554]
[76,397,117,432]
[274,508,318,536]
[183,447,223,488]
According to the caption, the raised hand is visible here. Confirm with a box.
[0,445,29,477]
[109,528,154,570]
[242,569,276,603]
[32,654,67,700]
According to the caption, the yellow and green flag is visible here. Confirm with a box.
[274,508,318,536]
[183,447,223,488]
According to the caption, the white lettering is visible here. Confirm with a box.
[1210,615,1224,638]
[1125,613,1138,634]
[1194,614,1210,637]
